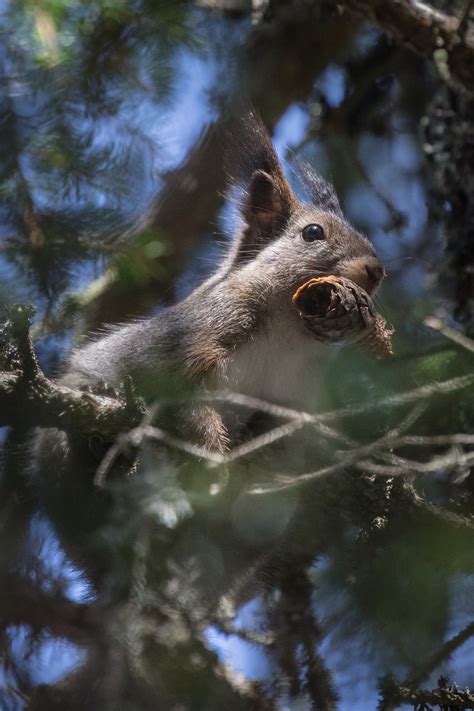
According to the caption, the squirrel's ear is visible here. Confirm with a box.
[239,169,296,256]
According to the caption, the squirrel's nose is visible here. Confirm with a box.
[338,255,386,294]
[365,261,385,286]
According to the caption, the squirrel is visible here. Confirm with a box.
[59,112,385,454]
[19,115,387,702]
[23,112,387,620]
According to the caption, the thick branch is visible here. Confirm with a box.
[0,575,92,644]
[343,0,474,91]
[0,370,142,436]
[379,675,474,710]
[0,306,143,436]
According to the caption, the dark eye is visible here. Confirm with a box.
[302,224,325,242]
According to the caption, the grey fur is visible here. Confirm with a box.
[296,158,343,217]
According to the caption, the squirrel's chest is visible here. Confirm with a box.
[212,318,330,409]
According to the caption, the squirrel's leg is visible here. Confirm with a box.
[180,404,230,454]
[176,404,230,495]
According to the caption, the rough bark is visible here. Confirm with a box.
[343,0,474,91]
[0,306,142,437]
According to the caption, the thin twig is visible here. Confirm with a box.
[225,418,308,462]
[406,620,474,688]
[359,448,474,476]
[250,403,427,494]
[425,314,474,353]
[213,620,275,647]
[395,433,474,446]
[93,372,474,489]
[209,372,474,424]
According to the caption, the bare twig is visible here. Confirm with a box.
[425,314,474,353]
[250,403,427,494]
[406,620,474,687]
[94,374,474,488]
[395,433,474,446]
[213,620,275,647]
[208,372,474,424]
[359,448,474,476]
[94,422,224,487]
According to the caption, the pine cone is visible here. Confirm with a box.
[292,275,394,358]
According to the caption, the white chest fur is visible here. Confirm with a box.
[212,313,332,411]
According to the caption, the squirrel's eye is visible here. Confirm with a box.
[302,224,325,242]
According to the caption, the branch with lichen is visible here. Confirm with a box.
[378,674,474,710]
[342,0,474,92]
[0,305,144,437]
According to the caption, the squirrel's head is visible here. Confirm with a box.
[228,113,385,302]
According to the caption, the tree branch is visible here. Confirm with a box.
[0,575,93,645]
[0,306,143,437]
[406,620,474,687]
[342,0,474,91]
[425,313,474,352]
[379,674,474,710]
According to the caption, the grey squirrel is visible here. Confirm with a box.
[61,113,385,452]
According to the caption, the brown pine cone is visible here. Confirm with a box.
[292,275,394,358]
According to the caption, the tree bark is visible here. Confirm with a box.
[343,0,474,91]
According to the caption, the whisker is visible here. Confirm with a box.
[372,293,395,324]
[377,255,433,268]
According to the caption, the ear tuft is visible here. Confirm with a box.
[297,158,343,217]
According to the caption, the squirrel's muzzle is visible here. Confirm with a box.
[337,255,386,295]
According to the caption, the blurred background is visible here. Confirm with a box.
[0,1,473,709]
